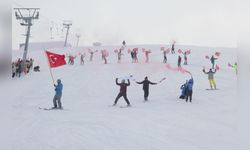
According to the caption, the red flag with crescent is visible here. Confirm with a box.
[45,51,66,68]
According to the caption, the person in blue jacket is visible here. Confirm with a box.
[179,80,188,99]
[185,77,194,102]
[53,79,63,109]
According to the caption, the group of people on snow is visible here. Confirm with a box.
[12,58,34,78]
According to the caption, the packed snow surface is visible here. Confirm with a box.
[5,44,237,150]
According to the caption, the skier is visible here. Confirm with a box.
[122,40,126,46]
[131,50,134,63]
[134,49,138,63]
[89,50,97,61]
[177,55,182,67]
[12,62,16,78]
[229,62,238,74]
[145,50,151,63]
[210,55,217,69]
[183,52,188,65]
[136,76,157,101]
[203,68,217,89]
[80,53,85,65]
[163,50,167,63]
[52,79,63,109]
[185,77,194,102]
[101,50,108,64]
[29,58,34,70]
[16,60,22,77]
[113,78,131,106]
[117,49,122,63]
[171,43,175,54]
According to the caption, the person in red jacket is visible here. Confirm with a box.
[113,78,131,106]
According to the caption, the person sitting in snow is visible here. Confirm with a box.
[52,79,63,109]
[113,78,131,106]
[136,76,157,101]
[179,81,188,99]
[203,68,217,90]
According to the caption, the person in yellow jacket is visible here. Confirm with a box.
[231,62,238,75]
[203,68,217,89]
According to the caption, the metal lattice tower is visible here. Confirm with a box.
[63,20,72,47]
[14,8,40,72]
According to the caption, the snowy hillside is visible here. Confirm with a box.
[7,44,237,150]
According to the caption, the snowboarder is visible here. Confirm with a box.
[113,78,131,106]
[185,77,194,102]
[52,79,63,109]
[177,55,182,67]
[210,55,217,69]
[203,68,217,89]
[136,76,157,101]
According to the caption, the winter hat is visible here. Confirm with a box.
[57,79,61,83]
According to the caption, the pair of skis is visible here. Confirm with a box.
[38,107,66,111]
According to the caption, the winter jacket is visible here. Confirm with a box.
[204,70,216,80]
[180,83,187,96]
[210,56,217,64]
[187,78,194,91]
[116,78,130,93]
[54,83,63,95]
[137,79,157,91]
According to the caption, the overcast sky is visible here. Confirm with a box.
[12,0,241,49]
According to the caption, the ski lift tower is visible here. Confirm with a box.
[63,20,72,47]
[75,34,81,47]
[14,8,40,72]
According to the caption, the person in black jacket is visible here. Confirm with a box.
[113,78,131,106]
[177,55,182,67]
[136,76,157,101]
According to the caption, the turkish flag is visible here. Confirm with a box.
[45,51,66,68]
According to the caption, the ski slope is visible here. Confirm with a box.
[6,44,237,150]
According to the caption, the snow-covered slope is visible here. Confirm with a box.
[6,44,237,150]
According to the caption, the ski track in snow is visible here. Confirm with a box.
[4,45,237,150]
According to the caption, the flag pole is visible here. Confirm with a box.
[44,50,55,85]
